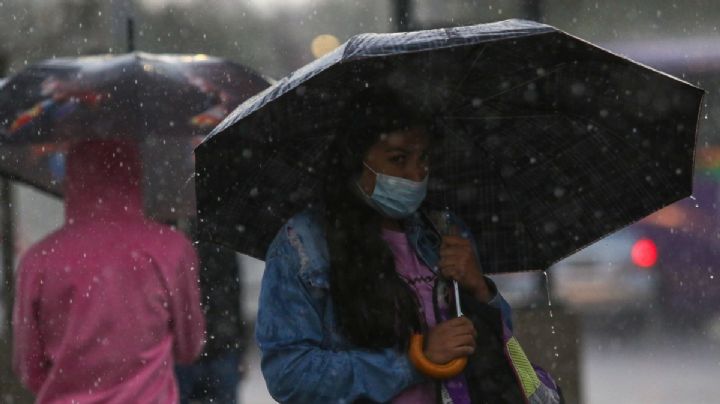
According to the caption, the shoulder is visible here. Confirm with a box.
[133,220,197,264]
[269,209,324,254]
[142,220,192,243]
[16,236,54,274]
[16,224,71,271]
[267,209,330,289]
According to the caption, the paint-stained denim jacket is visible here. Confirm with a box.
[256,209,562,404]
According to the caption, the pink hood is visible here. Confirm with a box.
[65,140,144,224]
[13,140,205,403]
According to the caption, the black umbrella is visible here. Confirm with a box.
[194,19,703,274]
[0,52,270,219]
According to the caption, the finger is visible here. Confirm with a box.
[438,248,468,259]
[455,318,478,336]
[446,317,475,331]
[437,259,456,274]
[438,263,467,280]
[443,317,470,327]
[447,327,477,343]
[454,334,476,349]
[453,344,475,357]
[441,235,471,246]
[444,335,476,352]
[438,256,465,269]
[451,322,477,338]
[438,266,462,281]
[437,262,456,276]
[440,244,465,256]
[445,224,462,237]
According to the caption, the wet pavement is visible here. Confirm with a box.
[583,323,720,404]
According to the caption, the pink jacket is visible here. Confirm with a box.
[12,140,205,403]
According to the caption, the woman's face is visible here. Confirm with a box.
[357,126,430,195]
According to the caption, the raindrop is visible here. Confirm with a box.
[543,221,558,234]
[571,82,585,96]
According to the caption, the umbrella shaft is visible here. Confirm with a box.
[453,280,463,317]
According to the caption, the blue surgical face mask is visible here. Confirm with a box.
[357,162,428,219]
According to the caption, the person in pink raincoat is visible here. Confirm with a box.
[12,139,206,403]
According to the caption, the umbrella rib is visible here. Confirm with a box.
[479,148,543,271]
[443,114,558,120]
[474,63,567,105]
[448,45,488,98]
[439,62,567,117]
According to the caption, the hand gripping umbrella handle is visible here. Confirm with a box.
[409,277,469,379]
[408,333,468,379]
[410,212,469,378]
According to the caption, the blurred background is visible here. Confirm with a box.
[1,1,719,403]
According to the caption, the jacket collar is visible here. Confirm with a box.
[290,209,441,290]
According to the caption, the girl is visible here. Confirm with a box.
[255,91,562,404]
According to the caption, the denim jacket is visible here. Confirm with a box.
[255,209,562,404]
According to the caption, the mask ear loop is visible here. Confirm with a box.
[354,161,376,199]
[362,161,378,175]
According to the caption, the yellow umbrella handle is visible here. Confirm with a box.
[408,333,467,379]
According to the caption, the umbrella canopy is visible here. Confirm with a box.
[194,19,704,273]
[0,52,270,219]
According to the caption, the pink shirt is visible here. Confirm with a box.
[382,229,438,404]
[382,228,471,404]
